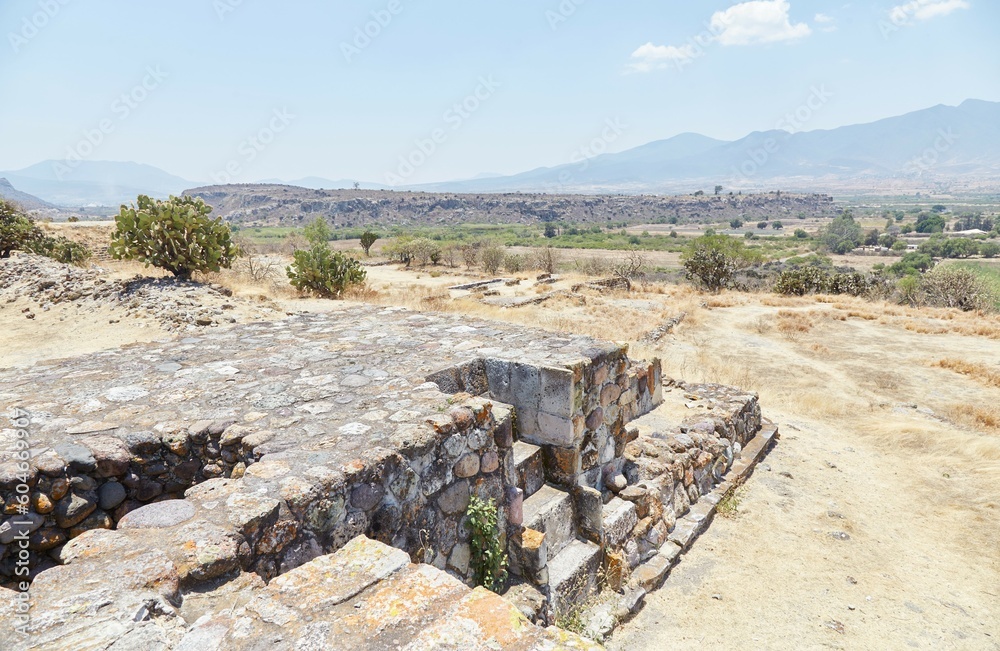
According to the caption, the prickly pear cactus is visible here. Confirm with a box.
[110,195,239,279]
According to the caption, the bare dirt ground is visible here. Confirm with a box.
[3,242,998,649]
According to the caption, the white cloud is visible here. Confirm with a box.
[814,12,837,31]
[889,0,970,24]
[710,0,812,46]
[628,42,701,73]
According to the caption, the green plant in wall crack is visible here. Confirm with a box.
[466,495,508,593]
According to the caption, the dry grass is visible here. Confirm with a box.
[776,310,815,335]
[933,358,1000,389]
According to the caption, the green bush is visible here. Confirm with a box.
[480,241,505,275]
[32,235,91,266]
[110,195,239,279]
[303,217,332,245]
[466,496,508,593]
[0,200,90,266]
[0,200,45,257]
[681,234,762,292]
[286,244,366,298]
[981,242,1000,258]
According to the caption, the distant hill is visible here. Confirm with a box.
[259,177,389,191]
[184,184,835,228]
[0,178,58,212]
[409,100,1000,194]
[0,161,196,207]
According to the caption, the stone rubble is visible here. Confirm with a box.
[0,253,281,331]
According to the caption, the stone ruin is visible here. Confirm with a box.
[0,305,777,649]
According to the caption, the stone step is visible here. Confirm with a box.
[547,538,602,617]
[602,497,638,549]
[522,483,576,558]
[513,440,545,499]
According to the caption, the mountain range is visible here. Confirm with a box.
[3,99,998,209]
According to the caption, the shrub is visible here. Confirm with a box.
[480,241,505,275]
[303,217,332,245]
[611,250,647,289]
[467,496,508,593]
[409,237,441,266]
[110,195,239,279]
[0,200,45,257]
[532,247,559,274]
[774,267,831,296]
[681,234,762,292]
[891,240,908,252]
[504,253,525,273]
[0,200,90,265]
[286,244,366,298]
[921,266,995,311]
[793,228,808,239]
[34,236,91,266]
[889,252,934,276]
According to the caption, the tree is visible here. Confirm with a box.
[915,212,946,233]
[943,237,977,259]
[820,211,862,254]
[110,195,238,279]
[981,242,1000,259]
[352,181,361,190]
[729,219,743,229]
[771,221,783,230]
[681,234,762,292]
[303,217,332,245]
[286,245,366,298]
[714,185,723,196]
[864,229,880,246]
[693,190,705,197]
[359,230,379,256]
[543,223,558,238]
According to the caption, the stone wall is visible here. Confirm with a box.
[1,396,515,586]
[428,346,663,492]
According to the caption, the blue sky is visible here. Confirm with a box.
[1,0,997,185]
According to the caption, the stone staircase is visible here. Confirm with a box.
[504,381,778,638]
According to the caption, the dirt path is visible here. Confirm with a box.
[609,301,1000,651]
